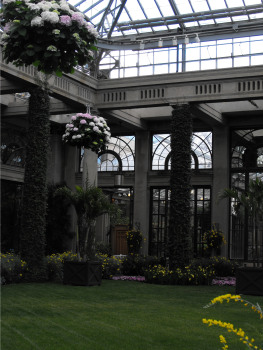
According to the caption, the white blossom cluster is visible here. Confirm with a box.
[3,0,99,38]
[62,113,111,151]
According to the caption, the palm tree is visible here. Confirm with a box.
[56,182,111,261]
[219,178,263,266]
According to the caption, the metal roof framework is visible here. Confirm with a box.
[67,0,263,48]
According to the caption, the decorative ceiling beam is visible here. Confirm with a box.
[107,0,128,39]
[116,4,263,31]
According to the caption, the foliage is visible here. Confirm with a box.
[0,252,27,284]
[62,113,111,153]
[144,263,215,285]
[122,255,161,276]
[126,227,143,256]
[96,253,122,279]
[46,183,73,255]
[169,104,193,269]
[202,225,227,256]
[96,241,112,256]
[1,0,98,76]
[20,87,50,281]
[203,294,263,350]
[55,182,112,261]
[191,256,239,277]
[46,251,78,282]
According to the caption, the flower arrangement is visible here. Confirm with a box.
[126,228,143,256]
[62,113,111,152]
[1,0,98,76]
[203,294,263,350]
[203,225,226,255]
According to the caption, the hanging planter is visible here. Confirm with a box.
[1,0,98,76]
[62,113,111,153]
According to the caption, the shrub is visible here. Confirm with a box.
[190,257,239,277]
[0,252,27,284]
[96,254,122,279]
[96,242,112,256]
[46,251,78,282]
[144,263,215,285]
[122,255,162,276]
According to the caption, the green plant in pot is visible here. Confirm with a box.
[55,181,112,285]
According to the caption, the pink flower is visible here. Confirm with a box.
[71,13,84,25]
[71,116,76,121]
[80,119,87,124]
[60,15,72,26]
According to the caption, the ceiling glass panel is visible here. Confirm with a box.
[67,0,263,40]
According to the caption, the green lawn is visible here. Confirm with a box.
[1,281,263,350]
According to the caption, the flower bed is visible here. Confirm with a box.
[112,275,145,282]
[212,277,236,286]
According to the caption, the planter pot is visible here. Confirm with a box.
[236,267,263,296]
[63,261,102,286]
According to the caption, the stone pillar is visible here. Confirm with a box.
[47,134,64,184]
[64,144,78,251]
[82,149,98,187]
[133,130,151,255]
[212,125,230,257]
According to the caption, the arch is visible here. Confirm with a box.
[152,132,212,170]
[98,150,122,172]
[98,136,135,172]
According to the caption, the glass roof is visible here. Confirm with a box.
[67,0,263,41]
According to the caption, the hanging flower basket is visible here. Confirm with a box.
[62,113,111,153]
[1,0,98,76]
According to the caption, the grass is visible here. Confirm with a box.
[1,281,263,350]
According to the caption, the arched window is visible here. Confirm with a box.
[231,129,263,168]
[1,131,26,168]
[152,132,212,170]
[98,136,135,172]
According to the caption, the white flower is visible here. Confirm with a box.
[76,134,82,138]
[89,122,95,127]
[97,122,104,128]
[28,3,41,11]
[72,135,77,139]
[41,11,59,24]
[93,117,98,123]
[1,33,10,42]
[2,0,16,4]
[93,126,100,133]
[31,16,43,27]
[73,127,78,131]
[38,1,53,11]
[59,0,70,12]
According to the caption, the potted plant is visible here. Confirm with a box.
[55,181,112,286]
[202,225,226,257]
[219,178,263,295]
[62,112,111,153]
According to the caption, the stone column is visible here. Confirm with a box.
[133,130,151,255]
[82,149,98,187]
[47,134,64,184]
[212,125,230,257]
[64,144,78,251]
